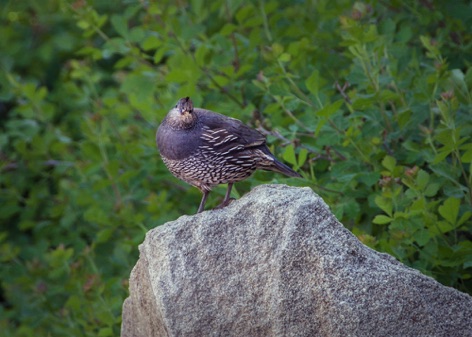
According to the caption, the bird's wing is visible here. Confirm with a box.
[196,109,266,153]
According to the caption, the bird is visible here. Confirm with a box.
[156,97,302,213]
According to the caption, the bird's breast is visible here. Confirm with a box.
[156,124,201,160]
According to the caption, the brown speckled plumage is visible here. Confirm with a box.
[156,97,301,213]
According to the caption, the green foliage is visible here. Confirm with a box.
[1,0,471,334]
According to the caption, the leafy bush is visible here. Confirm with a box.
[1,0,471,335]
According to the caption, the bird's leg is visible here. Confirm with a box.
[216,183,234,209]
[197,190,210,213]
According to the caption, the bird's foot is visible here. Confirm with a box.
[215,197,236,210]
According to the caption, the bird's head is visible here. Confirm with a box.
[166,96,197,129]
[176,96,194,115]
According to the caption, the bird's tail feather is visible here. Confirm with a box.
[255,148,302,178]
[260,158,302,178]
[273,159,302,177]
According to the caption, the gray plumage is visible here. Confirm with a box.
[156,97,302,213]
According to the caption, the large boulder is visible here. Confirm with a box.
[121,184,472,337]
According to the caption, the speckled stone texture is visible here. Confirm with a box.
[121,185,472,337]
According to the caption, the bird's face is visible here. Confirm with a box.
[176,96,194,116]
[167,96,196,129]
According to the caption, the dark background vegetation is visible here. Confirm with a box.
[1,0,472,335]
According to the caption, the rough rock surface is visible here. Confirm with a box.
[121,184,472,337]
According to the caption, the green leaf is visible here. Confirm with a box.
[375,195,393,217]
[434,128,454,146]
[220,23,237,36]
[271,42,283,56]
[141,35,160,51]
[129,27,145,43]
[430,162,462,183]
[382,155,396,172]
[111,14,129,39]
[298,148,308,167]
[46,246,74,268]
[424,183,440,197]
[458,211,472,227]
[379,90,398,102]
[420,35,440,59]
[305,70,320,96]
[357,172,380,187]
[236,4,255,23]
[0,201,20,219]
[438,197,460,225]
[195,45,208,66]
[416,170,429,190]
[283,144,296,166]
[462,148,472,163]
[77,20,90,30]
[80,141,101,161]
[98,328,114,337]
[153,47,168,64]
[373,214,393,225]
[96,228,114,244]
[352,94,376,110]
[278,53,291,62]
[316,100,343,118]
[65,295,82,312]
[414,229,431,246]
[450,69,469,100]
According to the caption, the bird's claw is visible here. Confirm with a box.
[215,197,235,209]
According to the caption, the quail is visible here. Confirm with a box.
[156,97,302,213]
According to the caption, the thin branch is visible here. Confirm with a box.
[277,60,314,107]
[335,81,352,104]
[229,32,240,72]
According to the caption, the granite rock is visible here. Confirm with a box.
[121,185,472,337]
